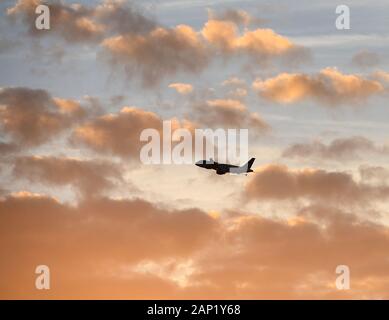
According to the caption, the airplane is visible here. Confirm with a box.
[195,158,256,175]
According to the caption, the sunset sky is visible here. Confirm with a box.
[1,0,389,299]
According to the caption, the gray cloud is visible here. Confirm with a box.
[283,136,389,161]
[351,50,381,69]
[0,87,86,147]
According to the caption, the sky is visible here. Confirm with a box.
[1,0,389,299]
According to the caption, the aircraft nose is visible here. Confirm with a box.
[195,160,203,167]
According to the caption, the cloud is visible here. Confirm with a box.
[71,105,221,159]
[0,193,217,298]
[202,19,294,57]
[13,156,123,198]
[282,136,389,161]
[208,8,253,27]
[71,106,162,158]
[372,71,389,83]
[94,0,157,35]
[0,142,18,156]
[7,0,104,43]
[0,37,20,55]
[351,50,380,69]
[8,0,207,85]
[221,77,248,99]
[0,87,85,147]
[191,206,389,299]
[168,83,194,95]
[192,99,269,133]
[222,76,246,87]
[2,193,389,298]
[359,165,389,185]
[7,1,307,86]
[3,1,389,301]
[101,25,210,87]
[7,0,156,43]
[252,68,384,106]
[102,18,308,84]
[245,164,389,205]
[227,87,248,99]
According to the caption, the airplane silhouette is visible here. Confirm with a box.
[195,158,255,175]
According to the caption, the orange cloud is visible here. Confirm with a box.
[13,156,123,198]
[7,1,306,86]
[101,14,306,80]
[245,164,389,204]
[168,83,194,95]
[252,68,384,106]
[2,193,389,299]
[102,25,209,87]
[0,194,217,299]
[71,107,162,158]
[372,70,389,83]
[192,99,268,134]
[202,19,294,57]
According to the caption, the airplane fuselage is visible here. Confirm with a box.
[195,159,255,175]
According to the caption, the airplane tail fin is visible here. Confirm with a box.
[240,158,255,172]
[247,158,255,170]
